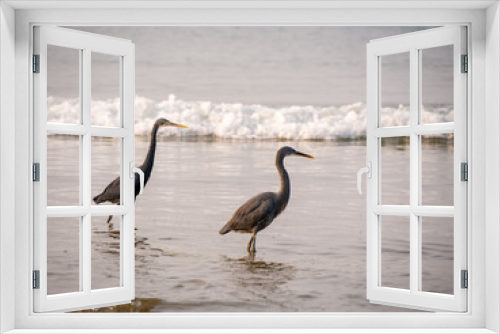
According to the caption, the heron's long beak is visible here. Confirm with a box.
[295,151,315,159]
[169,123,189,129]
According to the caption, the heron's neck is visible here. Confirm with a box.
[140,124,160,184]
[276,154,290,205]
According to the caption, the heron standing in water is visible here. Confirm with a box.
[93,118,188,223]
[219,146,314,255]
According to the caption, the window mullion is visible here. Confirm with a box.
[409,47,420,294]
[417,47,423,293]
[81,48,92,293]
[81,48,91,207]
[121,50,135,294]
[81,214,91,293]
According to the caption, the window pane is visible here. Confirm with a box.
[92,137,121,206]
[421,217,454,294]
[47,134,80,206]
[380,52,410,127]
[421,135,454,206]
[381,215,410,290]
[47,45,80,124]
[91,52,121,127]
[421,45,454,124]
[47,217,80,295]
[92,215,121,290]
[381,137,410,205]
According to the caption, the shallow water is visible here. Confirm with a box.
[47,136,454,312]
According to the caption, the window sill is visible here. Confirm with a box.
[4,329,498,334]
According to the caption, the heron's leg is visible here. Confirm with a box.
[106,215,113,224]
[247,234,255,254]
[251,232,257,254]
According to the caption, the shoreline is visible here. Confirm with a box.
[47,133,454,146]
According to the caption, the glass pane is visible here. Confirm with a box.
[421,45,454,124]
[91,52,121,127]
[47,45,80,124]
[92,137,121,206]
[381,137,410,205]
[47,134,80,206]
[421,135,454,206]
[47,217,80,295]
[421,217,454,294]
[92,215,121,290]
[381,215,410,290]
[380,52,410,127]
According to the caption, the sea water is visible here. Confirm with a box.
[46,127,453,312]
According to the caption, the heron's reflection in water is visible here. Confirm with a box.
[222,255,296,305]
[75,298,163,313]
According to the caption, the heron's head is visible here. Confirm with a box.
[156,118,188,129]
[279,146,315,159]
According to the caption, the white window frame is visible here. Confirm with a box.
[0,1,499,333]
[33,26,136,312]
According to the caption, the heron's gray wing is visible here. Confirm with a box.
[95,176,121,204]
[227,192,276,231]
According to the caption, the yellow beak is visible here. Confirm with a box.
[295,151,315,159]
[169,123,189,129]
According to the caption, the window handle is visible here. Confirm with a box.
[129,162,145,195]
[357,161,372,195]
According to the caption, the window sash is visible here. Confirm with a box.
[366,26,468,312]
[33,26,136,313]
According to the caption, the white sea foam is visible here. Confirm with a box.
[47,95,454,140]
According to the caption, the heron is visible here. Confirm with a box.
[219,146,314,255]
[93,118,188,224]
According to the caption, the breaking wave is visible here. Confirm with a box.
[47,95,453,140]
